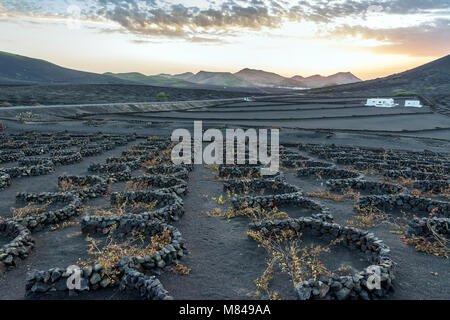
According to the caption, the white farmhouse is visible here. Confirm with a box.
[405,100,422,107]
[365,98,397,108]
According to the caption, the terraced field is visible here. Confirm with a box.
[0,94,449,300]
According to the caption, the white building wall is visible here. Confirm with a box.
[405,100,422,107]
[365,98,396,108]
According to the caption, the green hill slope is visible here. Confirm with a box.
[0,51,130,84]
[104,72,197,88]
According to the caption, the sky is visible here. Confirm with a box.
[0,0,449,80]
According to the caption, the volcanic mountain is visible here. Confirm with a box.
[321,54,450,96]
[234,68,307,87]
[0,51,130,84]
[182,71,253,87]
[292,72,362,88]
[0,50,363,89]
[103,72,200,88]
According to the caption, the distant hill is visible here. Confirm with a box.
[327,72,362,85]
[158,71,253,88]
[278,78,308,88]
[234,68,306,87]
[317,54,450,96]
[0,50,363,90]
[162,68,360,89]
[160,68,360,89]
[301,75,326,88]
[291,75,306,82]
[292,72,361,88]
[104,72,198,88]
[233,68,360,88]
[170,72,195,81]
[0,51,131,84]
[183,71,253,87]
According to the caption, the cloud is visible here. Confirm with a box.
[0,0,449,54]
[188,36,227,43]
[90,0,450,40]
[130,39,160,44]
[287,0,450,23]
[93,0,282,40]
[384,0,450,14]
[323,18,450,56]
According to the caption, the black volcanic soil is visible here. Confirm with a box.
[281,150,450,300]
[158,165,281,299]
[0,84,256,106]
[0,92,449,300]
[0,131,448,300]
[0,140,143,300]
[158,165,369,300]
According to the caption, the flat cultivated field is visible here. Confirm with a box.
[0,95,449,300]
